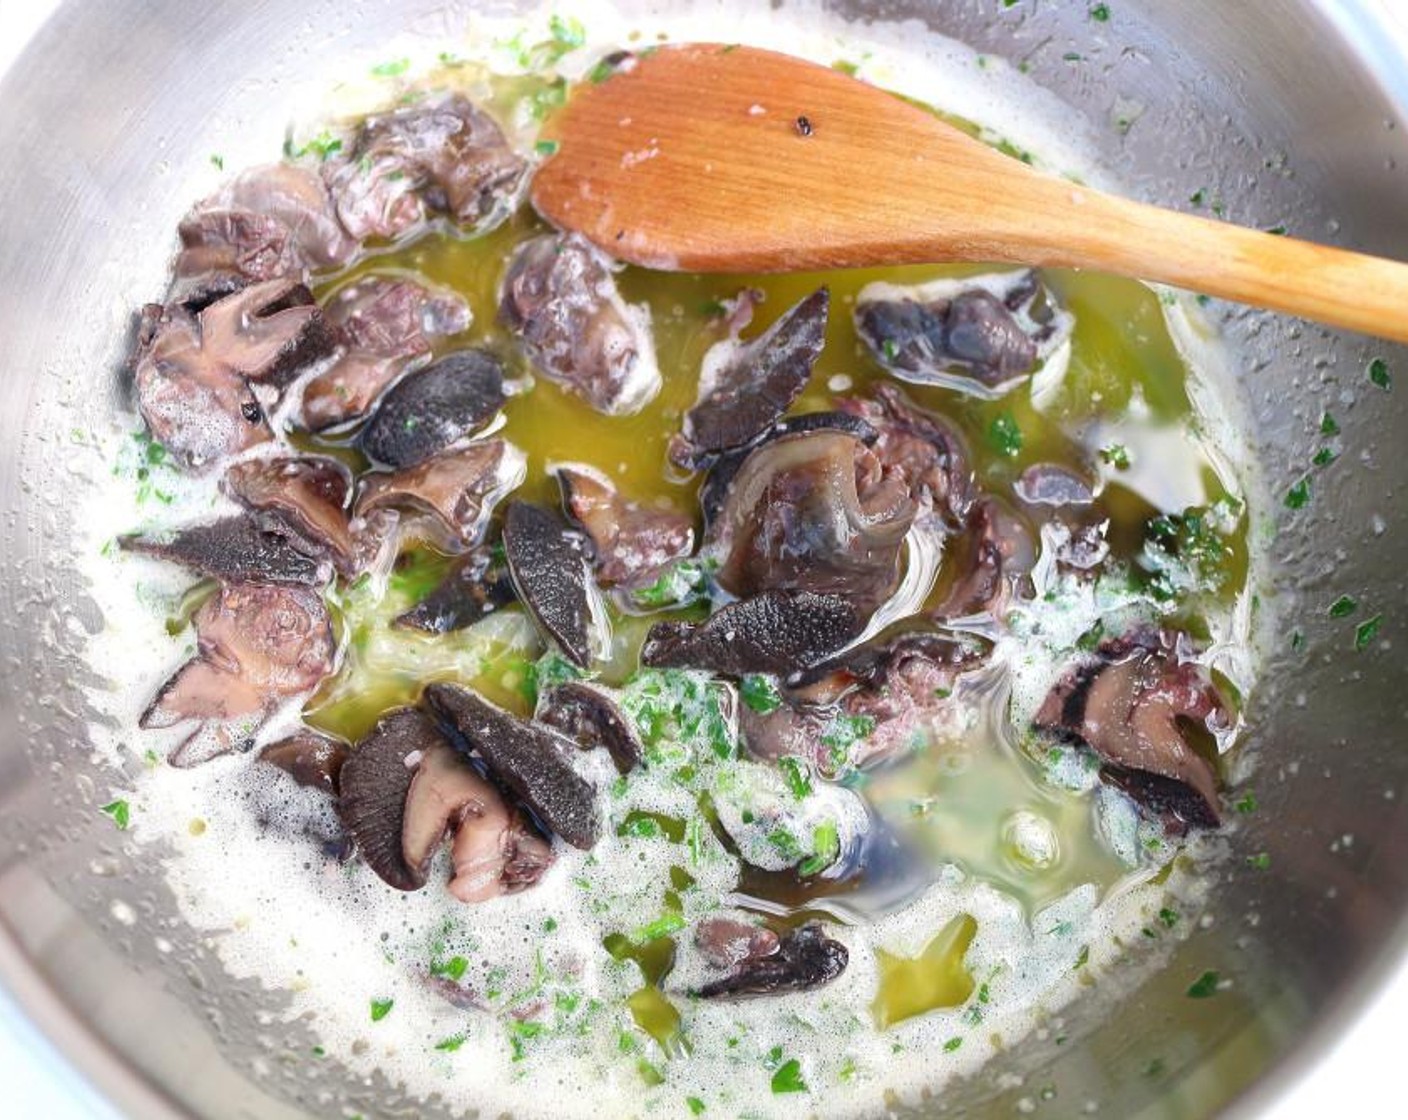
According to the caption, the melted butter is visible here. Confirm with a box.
[872,912,977,1029]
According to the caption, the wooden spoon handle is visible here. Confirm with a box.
[1018,183,1408,344]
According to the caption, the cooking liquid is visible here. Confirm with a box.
[78,5,1263,1118]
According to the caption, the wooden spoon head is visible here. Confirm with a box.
[532,44,1040,273]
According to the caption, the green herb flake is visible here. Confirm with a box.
[987,411,1024,458]
[370,997,394,1022]
[818,711,876,774]
[100,800,130,830]
[1369,357,1392,391]
[629,911,686,945]
[548,13,587,49]
[1075,619,1105,652]
[739,674,783,715]
[307,132,343,160]
[771,1058,808,1094]
[766,827,803,863]
[638,1059,666,1086]
[779,756,813,800]
[509,1020,545,1061]
[1246,852,1271,871]
[311,1045,326,1058]
[1100,443,1131,470]
[1234,792,1258,815]
[631,558,714,609]
[1312,447,1337,468]
[435,1035,466,1052]
[686,1098,706,1115]
[943,1036,963,1053]
[1265,224,1288,236]
[1074,945,1090,969]
[209,154,224,170]
[1186,971,1221,998]
[371,58,411,78]
[1355,614,1384,652]
[1090,3,1111,21]
[798,820,840,877]
[1158,907,1179,928]
[1290,629,1306,653]
[534,139,560,157]
[1284,477,1310,510]
[430,955,469,981]
[832,59,860,77]
[1320,411,1340,436]
[587,59,617,84]
[1328,595,1359,618]
[1189,188,1206,206]
[881,338,900,362]
[620,815,663,840]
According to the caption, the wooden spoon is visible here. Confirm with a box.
[533,44,1408,343]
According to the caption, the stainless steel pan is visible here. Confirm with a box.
[1,1,1406,1116]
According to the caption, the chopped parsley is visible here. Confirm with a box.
[1100,443,1131,470]
[1328,595,1358,618]
[798,820,840,877]
[1369,357,1392,390]
[1284,477,1310,510]
[1355,614,1383,652]
[587,58,618,84]
[524,650,584,706]
[509,1020,545,1061]
[370,58,411,78]
[943,1036,963,1053]
[686,1097,706,1115]
[1186,971,1220,999]
[629,911,686,945]
[1233,793,1258,815]
[430,955,469,981]
[770,1058,808,1093]
[739,674,782,715]
[1090,3,1111,21]
[1311,447,1337,468]
[1246,852,1271,870]
[209,154,224,170]
[1158,907,1180,928]
[766,827,803,863]
[987,411,1024,458]
[632,558,714,609]
[548,13,586,50]
[100,799,130,830]
[534,139,560,157]
[435,1035,466,1052]
[819,712,876,773]
[779,756,812,800]
[1320,411,1340,436]
[370,997,394,1021]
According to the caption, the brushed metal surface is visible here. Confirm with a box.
[0,2,1405,1118]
